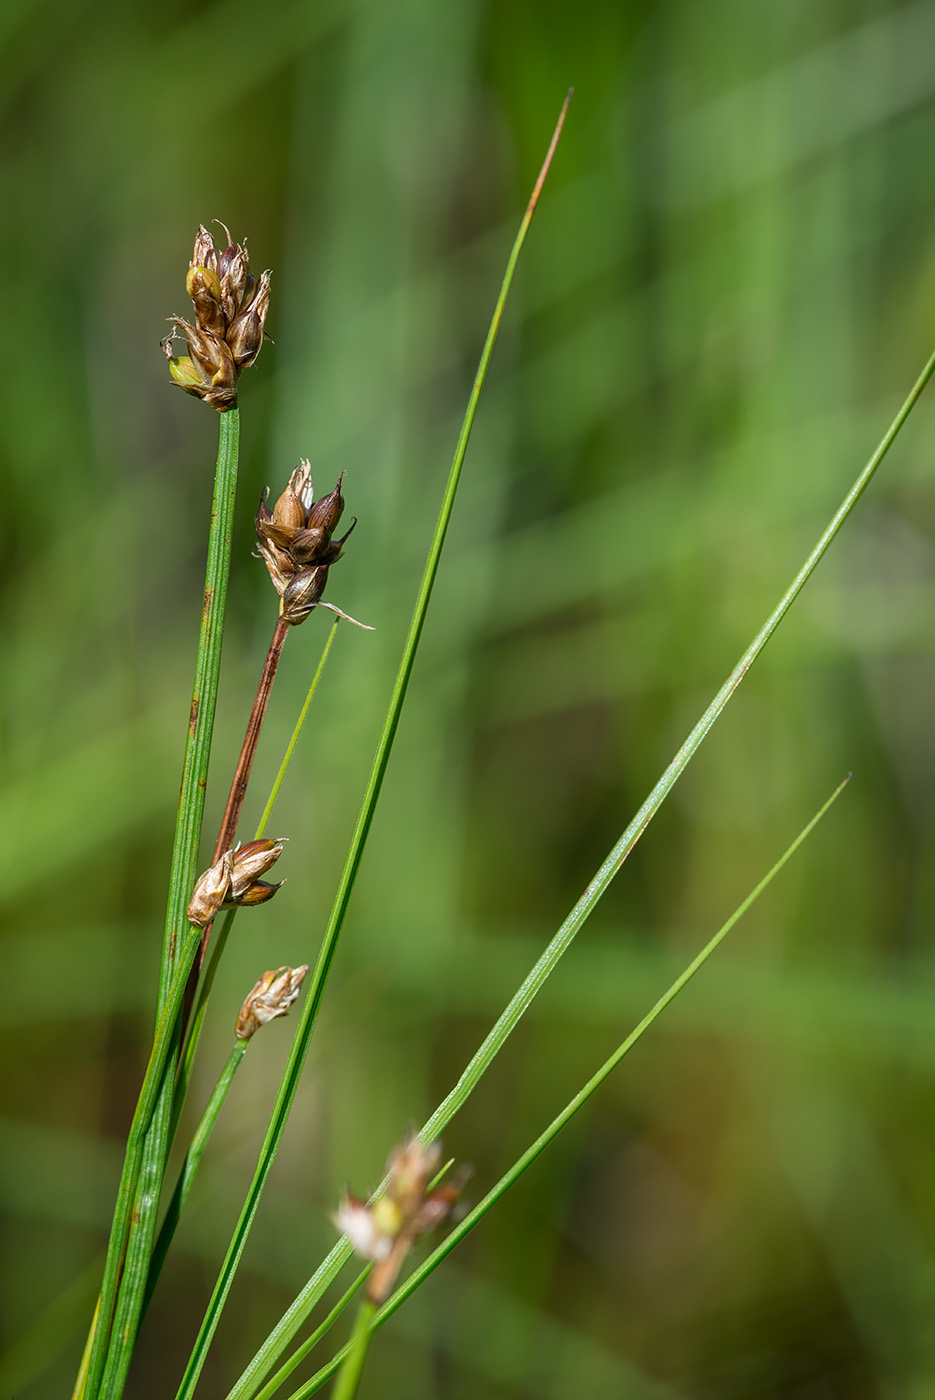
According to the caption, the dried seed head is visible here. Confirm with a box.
[187,839,287,926]
[334,1133,467,1304]
[235,963,309,1040]
[164,223,272,411]
[254,467,365,627]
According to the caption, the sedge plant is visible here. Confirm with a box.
[70,90,935,1400]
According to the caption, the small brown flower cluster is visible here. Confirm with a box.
[187,839,286,928]
[334,1135,466,1304]
[162,223,271,410]
[255,461,358,626]
[235,964,309,1040]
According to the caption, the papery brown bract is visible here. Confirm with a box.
[236,964,309,1040]
[186,839,287,927]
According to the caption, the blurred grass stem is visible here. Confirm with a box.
[329,1300,375,1400]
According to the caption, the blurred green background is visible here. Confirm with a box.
[2,0,935,1396]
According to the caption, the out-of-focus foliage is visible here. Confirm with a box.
[2,1,934,1396]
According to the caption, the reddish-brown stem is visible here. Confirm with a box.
[212,615,289,863]
[190,615,289,978]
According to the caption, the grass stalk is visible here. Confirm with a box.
[81,406,242,1400]
[172,92,572,1400]
[158,407,242,1006]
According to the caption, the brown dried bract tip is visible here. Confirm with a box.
[333,1133,468,1305]
[235,964,309,1040]
[187,838,286,927]
[255,463,372,629]
[162,222,272,410]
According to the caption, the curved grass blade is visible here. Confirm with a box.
[225,339,935,1400]
[173,91,573,1400]
[286,777,850,1398]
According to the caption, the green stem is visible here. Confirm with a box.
[288,779,849,1399]
[174,94,572,1400]
[329,1302,375,1400]
[82,407,241,1400]
[159,407,242,1008]
[144,1041,248,1315]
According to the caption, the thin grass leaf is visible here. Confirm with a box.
[172,93,572,1400]
[288,776,849,1399]
[226,340,935,1400]
[256,616,341,839]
